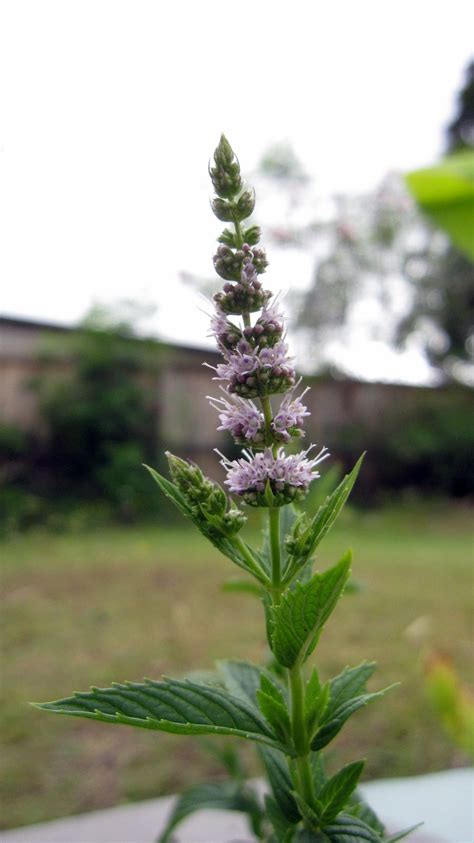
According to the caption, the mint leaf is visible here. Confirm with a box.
[34,677,290,753]
[273,552,352,668]
[259,746,301,824]
[257,677,291,742]
[322,812,382,841]
[217,659,285,711]
[312,686,394,751]
[328,663,377,711]
[286,456,364,577]
[145,465,267,583]
[157,780,263,843]
[318,761,365,823]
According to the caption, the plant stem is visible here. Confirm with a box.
[289,662,316,809]
[268,506,282,601]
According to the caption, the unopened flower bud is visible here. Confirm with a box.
[234,189,255,221]
[211,198,236,222]
[243,225,261,246]
[209,135,242,199]
[218,228,237,248]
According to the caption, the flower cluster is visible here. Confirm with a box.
[218,446,329,507]
[213,258,272,315]
[206,135,327,507]
[210,338,296,399]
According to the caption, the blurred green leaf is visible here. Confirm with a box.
[406,151,474,260]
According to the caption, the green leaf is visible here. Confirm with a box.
[265,793,299,840]
[328,663,377,711]
[145,465,267,584]
[312,686,394,752]
[259,746,301,824]
[318,761,365,823]
[157,780,263,843]
[273,552,352,668]
[217,659,285,711]
[322,812,382,842]
[305,669,330,739]
[406,150,474,261]
[285,456,364,578]
[347,792,385,835]
[257,675,292,742]
[35,677,291,753]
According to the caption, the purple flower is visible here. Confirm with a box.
[208,393,265,444]
[272,385,311,442]
[217,445,329,506]
[209,339,296,398]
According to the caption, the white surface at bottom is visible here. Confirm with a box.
[0,768,472,843]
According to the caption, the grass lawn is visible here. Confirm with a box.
[1,502,473,829]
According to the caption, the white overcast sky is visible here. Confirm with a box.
[0,0,472,381]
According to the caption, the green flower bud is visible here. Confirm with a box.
[166,452,214,505]
[234,189,255,221]
[211,198,236,222]
[209,135,242,199]
[218,228,237,248]
[243,225,261,246]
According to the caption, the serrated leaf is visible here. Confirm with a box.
[329,663,377,710]
[287,456,364,575]
[311,751,328,792]
[312,688,394,751]
[257,688,291,742]
[35,677,291,753]
[273,552,352,668]
[318,761,365,823]
[217,659,286,712]
[157,780,263,843]
[259,746,301,824]
[322,812,382,842]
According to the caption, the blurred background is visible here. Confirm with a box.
[0,0,473,831]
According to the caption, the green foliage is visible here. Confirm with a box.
[406,150,474,260]
[334,390,474,499]
[317,761,364,823]
[312,664,392,751]
[272,552,352,668]
[284,457,364,581]
[33,305,161,519]
[35,677,289,753]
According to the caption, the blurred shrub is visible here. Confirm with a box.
[35,308,163,520]
[331,387,474,500]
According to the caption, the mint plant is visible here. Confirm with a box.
[36,137,420,842]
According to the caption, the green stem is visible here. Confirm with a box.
[232,535,270,586]
[233,216,244,249]
[289,662,316,809]
[269,506,282,600]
